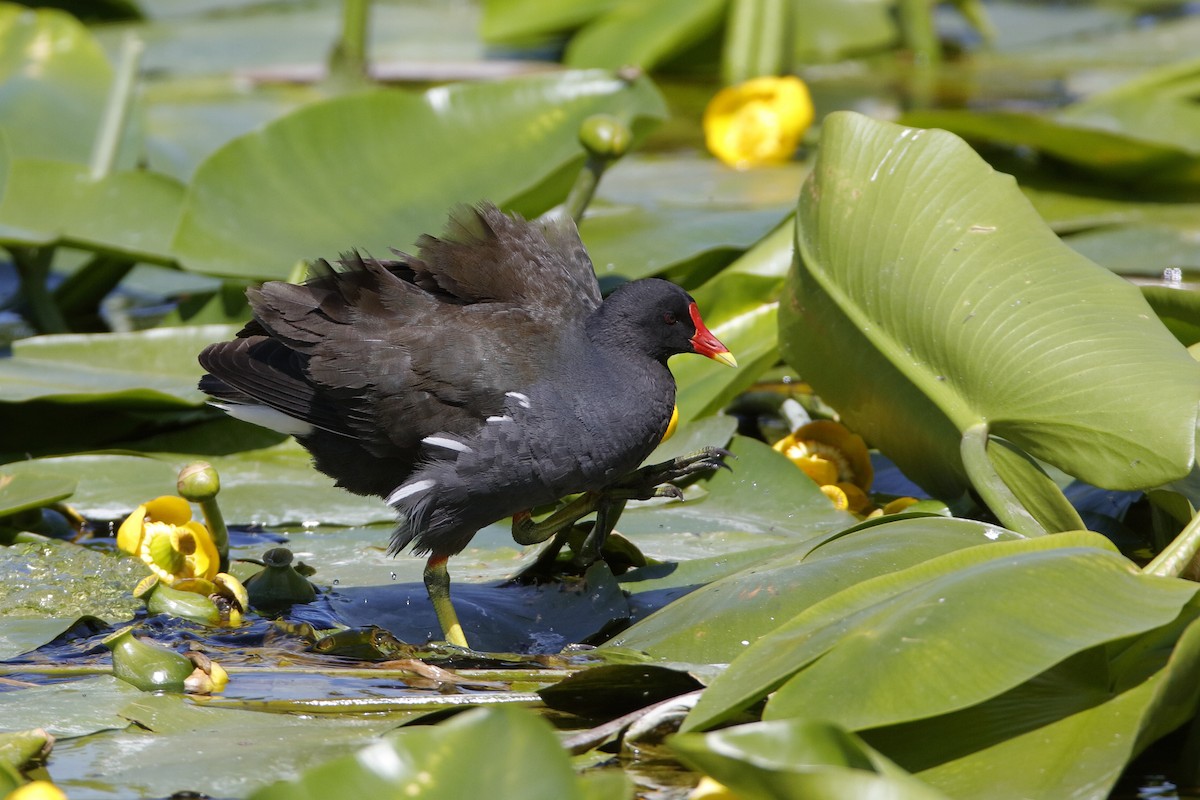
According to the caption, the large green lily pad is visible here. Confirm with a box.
[171,70,667,280]
[777,111,1200,501]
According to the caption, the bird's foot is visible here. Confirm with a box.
[511,492,600,546]
[610,446,734,501]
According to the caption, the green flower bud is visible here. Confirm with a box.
[578,114,632,160]
[177,462,220,501]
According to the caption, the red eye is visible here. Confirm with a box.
[663,312,678,325]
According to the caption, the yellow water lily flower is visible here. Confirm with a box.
[881,496,920,515]
[6,781,67,800]
[689,776,737,799]
[117,495,219,583]
[774,419,873,492]
[703,75,814,169]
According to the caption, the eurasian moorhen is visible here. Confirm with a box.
[198,203,735,647]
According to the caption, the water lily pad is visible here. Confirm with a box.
[0,677,139,739]
[610,516,1023,663]
[857,604,1200,800]
[46,691,405,799]
[0,446,389,528]
[778,111,1200,502]
[0,540,144,621]
[620,434,851,541]
[0,6,129,165]
[249,706,590,800]
[672,719,951,800]
[0,325,221,403]
[563,0,726,71]
[672,221,793,421]
[683,532,1195,733]
[172,71,667,280]
[539,663,703,718]
[0,159,184,261]
[0,616,84,660]
[579,155,802,286]
[0,471,76,516]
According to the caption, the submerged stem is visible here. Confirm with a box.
[1144,506,1200,578]
[10,246,67,334]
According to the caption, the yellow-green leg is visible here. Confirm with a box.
[423,555,468,648]
[511,492,601,545]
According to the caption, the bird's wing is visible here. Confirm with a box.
[388,202,603,325]
[199,249,566,458]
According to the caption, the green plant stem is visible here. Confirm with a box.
[722,0,792,85]
[959,423,1046,537]
[90,33,144,180]
[198,495,230,573]
[199,692,544,714]
[0,663,572,682]
[897,0,939,67]
[1144,505,1200,578]
[10,246,67,334]
[0,664,107,678]
[563,156,605,223]
[328,0,370,85]
[53,254,136,330]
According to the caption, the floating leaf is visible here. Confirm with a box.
[0,471,75,517]
[683,532,1195,733]
[563,0,726,71]
[0,541,144,621]
[539,663,703,718]
[672,719,951,800]
[0,6,124,164]
[610,516,1023,663]
[0,159,184,260]
[674,219,793,421]
[44,692,407,799]
[0,677,139,739]
[172,71,666,280]
[249,706,589,800]
[858,603,1200,800]
[0,446,390,528]
[777,111,1200,501]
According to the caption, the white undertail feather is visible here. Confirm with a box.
[421,435,473,453]
[387,478,437,505]
[505,391,532,408]
[210,402,314,436]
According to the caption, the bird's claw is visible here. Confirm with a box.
[614,446,735,501]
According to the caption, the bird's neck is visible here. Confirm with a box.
[585,305,669,367]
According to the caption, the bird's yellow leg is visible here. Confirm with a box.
[576,497,628,566]
[423,555,468,648]
[510,492,601,545]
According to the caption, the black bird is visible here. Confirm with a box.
[198,203,735,647]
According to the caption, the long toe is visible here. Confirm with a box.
[615,446,735,499]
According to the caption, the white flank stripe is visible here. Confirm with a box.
[212,402,313,436]
[505,391,531,408]
[422,435,472,453]
[486,415,511,423]
[387,479,436,505]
